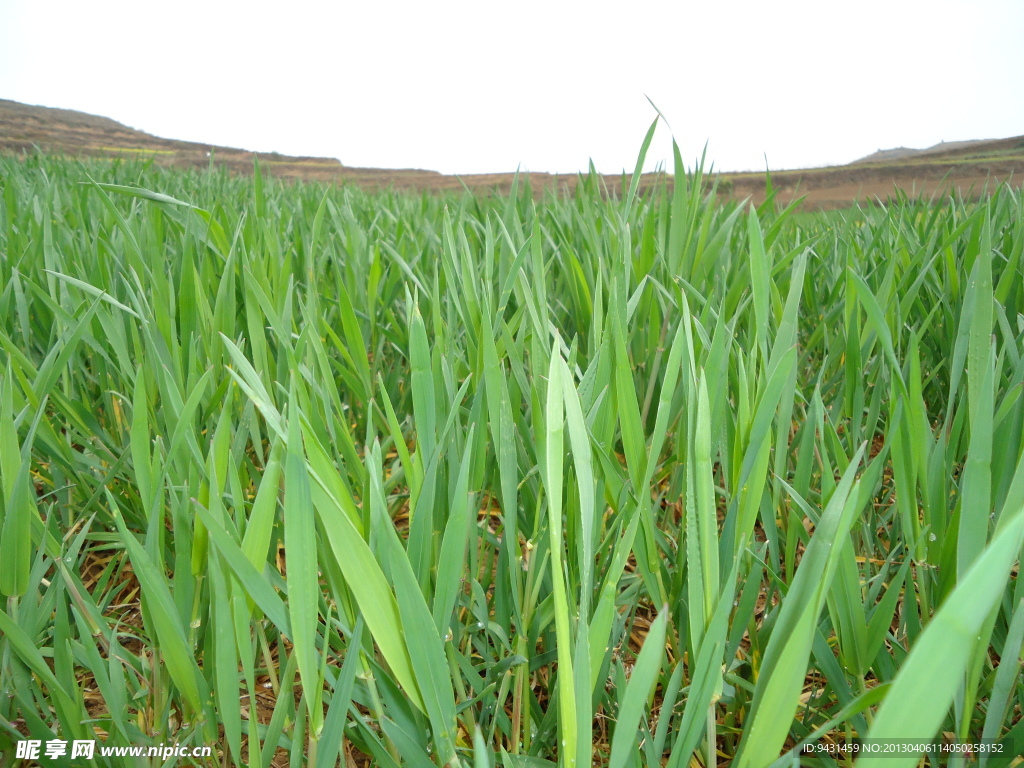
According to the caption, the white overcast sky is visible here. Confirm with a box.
[1,0,1022,175]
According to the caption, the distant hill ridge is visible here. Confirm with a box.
[0,97,352,169]
[2,98,1023,209]
[853,136,1024,165]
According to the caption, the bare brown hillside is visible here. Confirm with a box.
[2,98,1022,209]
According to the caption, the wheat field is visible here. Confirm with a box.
[1,129,1023,767]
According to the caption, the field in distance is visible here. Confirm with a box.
[2,96,1022,208]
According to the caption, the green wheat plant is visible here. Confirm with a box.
[0,131,1023,768]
